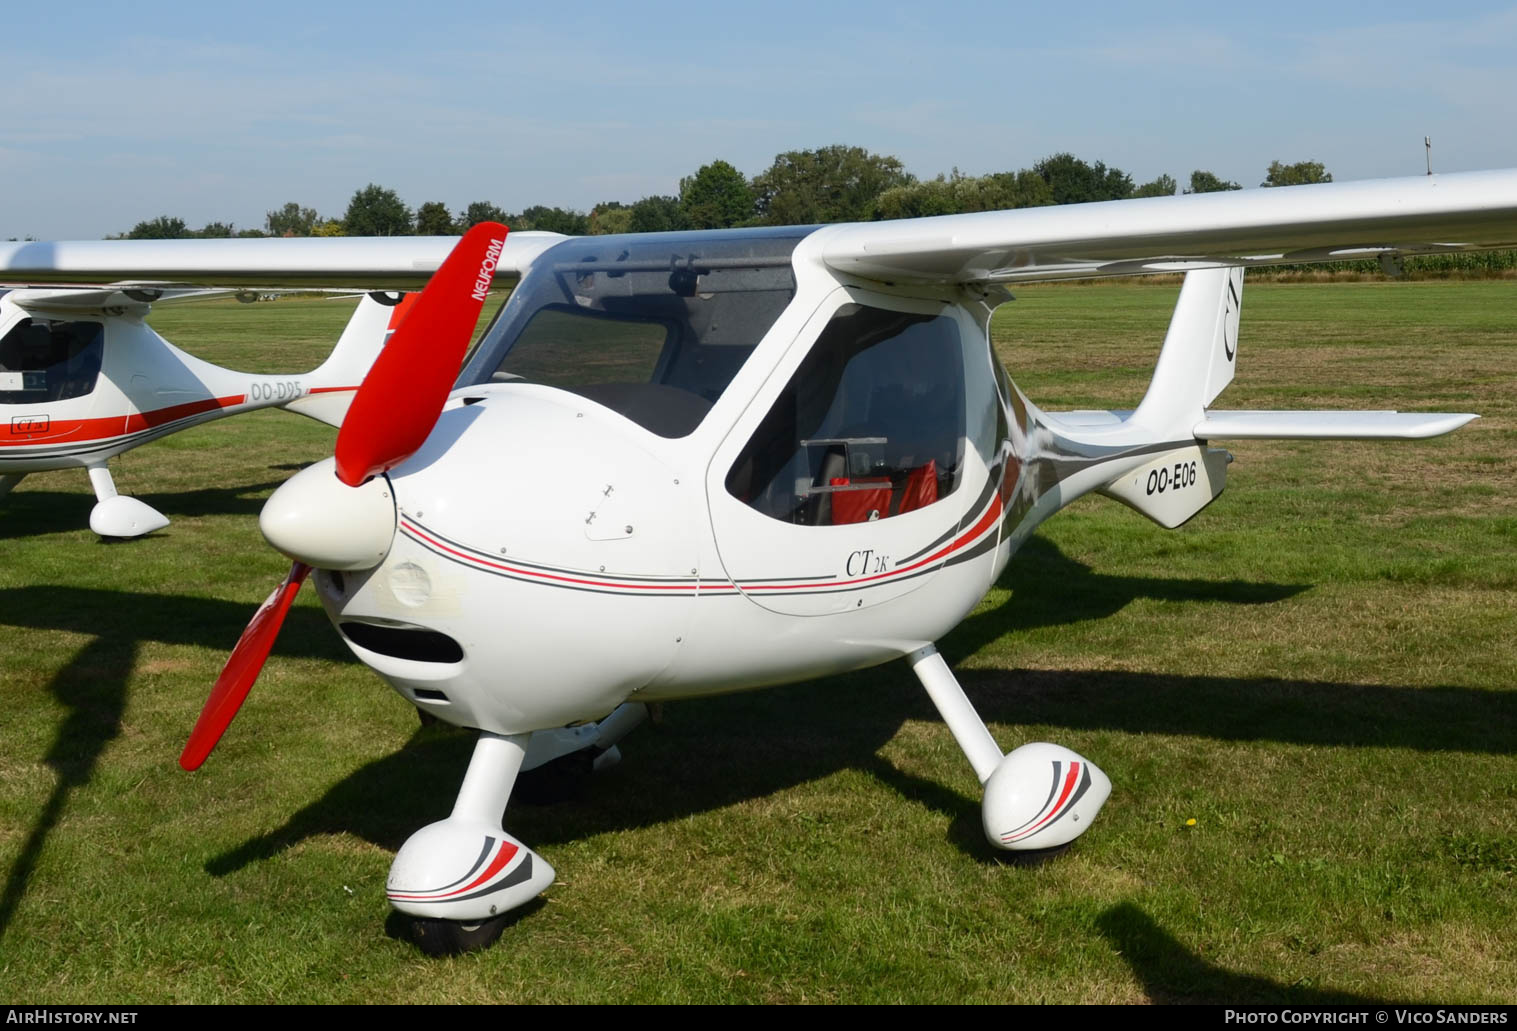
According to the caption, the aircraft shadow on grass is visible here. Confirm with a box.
[0,634,131,949]
[950,538,1516,756]
[205,652,1517,877]
[0,586,348,947]
[1095,902,1387,1004]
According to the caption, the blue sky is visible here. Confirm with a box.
[5,1,1516,239]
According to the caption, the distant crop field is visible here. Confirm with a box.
[1,281,1513,1003]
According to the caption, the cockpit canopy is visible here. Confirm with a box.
[0,315,104,405]
[457,226,815,438]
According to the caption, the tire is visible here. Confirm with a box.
[408,913,511,956]
[996,840,1076,866]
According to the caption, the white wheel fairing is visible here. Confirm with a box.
[982,743,1112,851]
[387,820,554,920]
[88,494,169,538]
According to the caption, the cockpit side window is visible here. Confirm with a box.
[0,318,104,405]
[458,227,812,438]
[726,303,966,526]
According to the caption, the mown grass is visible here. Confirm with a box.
[1,282,1514,1003]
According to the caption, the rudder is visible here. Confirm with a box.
[1129,267,1242,438]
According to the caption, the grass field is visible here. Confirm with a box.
[1,281,1514,1003]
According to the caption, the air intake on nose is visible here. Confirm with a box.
[339,622,464,663]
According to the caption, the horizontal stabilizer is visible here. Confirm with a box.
[3,286,225,314]
[282,392,355,428]
[1195,411,1477,440]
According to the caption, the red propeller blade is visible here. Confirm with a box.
[334,221,510,487]
[180,562,312,771]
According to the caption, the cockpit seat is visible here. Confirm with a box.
[829,477,892,524]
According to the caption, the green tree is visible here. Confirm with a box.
[195,221,236,238]
[1186,170,1242,194]
[978,170,1055,210]
[1133,174,1178,198]
[627,195,689,233]
[514,205,589,235]
[265,202,320,237]
[343,184,414,236]
[1262,160,1332,187]
[459,201,510,229]
[126,215,189,239]
[679,160,756,229]
[312,219,346,237]
[874,178,961,220]
[752,145,915,225]
[873,169,1053,220]
[415,201,457,235]
[1032,153,1134,204]
[590,202,633,235]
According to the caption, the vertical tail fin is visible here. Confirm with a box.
[1092,267,1242,528]
[282,292,415,427]
[1128,267,1242,437]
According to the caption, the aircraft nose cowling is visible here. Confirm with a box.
[260,456,397,571]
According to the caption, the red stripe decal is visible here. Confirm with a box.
[1007,762,1081,842]
[402,521,698,592]
[388,840,519,901]
[398,487,1004,597]
[739,492,1003,592]
[1,394,246,447]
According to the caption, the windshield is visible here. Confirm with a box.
[458,226,814,438]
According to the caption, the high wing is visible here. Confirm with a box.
[11,170,1517,291]
[817,169,1517,283]
[0,232,564,290]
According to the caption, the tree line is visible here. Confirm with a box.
[117,149,1335,240]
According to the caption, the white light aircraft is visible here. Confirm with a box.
[6,169,1516,955]
[0,235,559,537]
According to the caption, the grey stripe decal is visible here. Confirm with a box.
[1002,762,1063,838]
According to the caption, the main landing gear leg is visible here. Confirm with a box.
[387,731,555,955]
[907,645,1111,854]
[85,463,169,539]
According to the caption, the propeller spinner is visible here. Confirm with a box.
[179,222,510,771]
